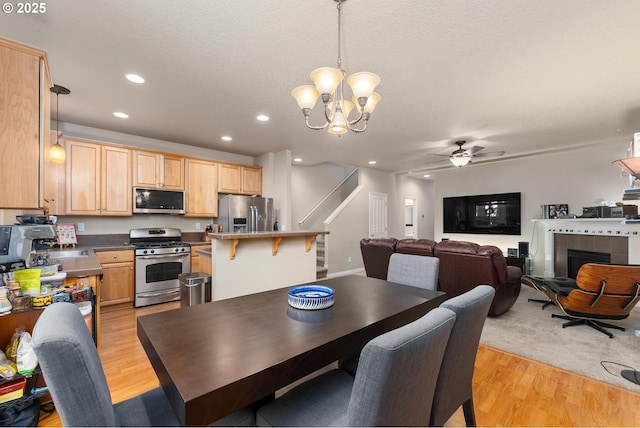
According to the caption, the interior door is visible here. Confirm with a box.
[369,192,388,238]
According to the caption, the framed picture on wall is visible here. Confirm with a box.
[542,204,569,219]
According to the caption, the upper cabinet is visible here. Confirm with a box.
[133,150,184,190]
[218,163,262,195]
[0,39,52,209]
[65,138,131,216]
[185,158,218,217]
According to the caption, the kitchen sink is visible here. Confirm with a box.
[47,249,89,258]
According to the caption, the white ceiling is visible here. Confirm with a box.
[3,0,640,177]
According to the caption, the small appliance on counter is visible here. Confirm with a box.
[0,224,58,268]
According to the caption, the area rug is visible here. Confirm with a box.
[480,285,640,393]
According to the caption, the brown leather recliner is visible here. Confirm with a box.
[434,240,521,316]
[396,239,437,256]
[359,238,398,280]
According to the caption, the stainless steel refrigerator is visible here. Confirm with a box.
[217,195,274,233]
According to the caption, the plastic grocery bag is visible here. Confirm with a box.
[16,332,37,376]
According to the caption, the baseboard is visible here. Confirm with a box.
[326,267,365,279]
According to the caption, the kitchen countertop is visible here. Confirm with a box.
[207,230,329,240]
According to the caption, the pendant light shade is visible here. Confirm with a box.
[50,84,71,164]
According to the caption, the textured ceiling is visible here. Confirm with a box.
[2,0,640,177]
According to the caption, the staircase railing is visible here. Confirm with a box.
[298,167,358,227]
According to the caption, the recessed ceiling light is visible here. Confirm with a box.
[126,73,145,84]
[368,161,377,165]
[257,115,269,122]
[423,174,431,178]
[294,158,302,162]
[221,136,232,141]
[113,112,129,119]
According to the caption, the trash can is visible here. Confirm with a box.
[179,272,212,307]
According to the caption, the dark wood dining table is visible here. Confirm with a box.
[136,274,447,426]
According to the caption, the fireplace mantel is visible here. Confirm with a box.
[533,219,640,276]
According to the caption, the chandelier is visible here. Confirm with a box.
[291,0,381,135]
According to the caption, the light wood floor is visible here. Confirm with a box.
[38,301,640,427]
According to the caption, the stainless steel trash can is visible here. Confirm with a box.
[179,272,212,307]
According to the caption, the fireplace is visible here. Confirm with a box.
[534,219,640,277]
[567,249,611,279]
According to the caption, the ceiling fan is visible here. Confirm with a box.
[430,140,505,167]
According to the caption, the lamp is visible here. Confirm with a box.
[50,84,71,163]
[613,157,640,178]
[291,0,381,134]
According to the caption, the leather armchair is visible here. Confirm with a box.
[434,240,521,316]
[359,238,398,279]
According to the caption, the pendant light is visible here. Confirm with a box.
[50,84,70,163]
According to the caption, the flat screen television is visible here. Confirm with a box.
[443,192,521,235]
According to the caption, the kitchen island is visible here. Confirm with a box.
[204,230,329,300]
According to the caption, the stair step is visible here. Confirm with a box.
[316,266,328,280]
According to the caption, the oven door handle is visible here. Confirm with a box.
[136,253,189,260]
[137,290,181,298]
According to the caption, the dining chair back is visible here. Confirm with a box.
[387,252,439,290]
[31,302,254,427]
[430,285,495,427]
[256,307,456,426]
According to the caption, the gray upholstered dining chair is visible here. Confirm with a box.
[31,302,255,427]
[256,307,456,426]
[430,285,495,427]
[387,253,440,290]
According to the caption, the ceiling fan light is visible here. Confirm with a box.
[450,155,471,167]
[346,72,380,99]
[292,85,321,110]
[310,67,344,96]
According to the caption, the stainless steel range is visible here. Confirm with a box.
[130,228,190,307]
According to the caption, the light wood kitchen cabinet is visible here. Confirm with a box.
[0,39,52,209]
[190,244,210,273]
[133,150,184,190]
[218,163,262,195]
[96,250,134,307]
[65,138,132,216]
[185,159,218,217]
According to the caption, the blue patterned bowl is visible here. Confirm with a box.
[288,285,335,310]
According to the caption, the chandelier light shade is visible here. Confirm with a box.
[292,0,381,134]
[50,84,71,163]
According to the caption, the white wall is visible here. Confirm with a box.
[432,141,633,275]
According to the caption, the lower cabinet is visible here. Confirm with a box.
[190,244,210,273]
[96,250,134,307]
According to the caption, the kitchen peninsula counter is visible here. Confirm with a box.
[205,230,328,300]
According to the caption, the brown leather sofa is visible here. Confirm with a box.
[360,238,521,316]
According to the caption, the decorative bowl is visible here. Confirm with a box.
[287,285,335,310]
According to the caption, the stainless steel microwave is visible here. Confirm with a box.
[133,187,185,214]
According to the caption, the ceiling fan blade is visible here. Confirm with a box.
[467,145,485,154]
[474,151,505,158]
